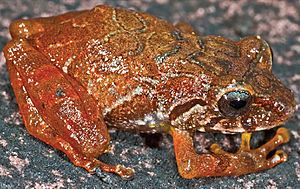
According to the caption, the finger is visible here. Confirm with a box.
[257,127,289,156]
[239,132,252,151]
[210,143,226,154]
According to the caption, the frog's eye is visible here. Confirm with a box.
[218,90,252,117]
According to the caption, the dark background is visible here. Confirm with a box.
[0,0,299,188]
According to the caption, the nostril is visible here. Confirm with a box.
[277,103,285,112]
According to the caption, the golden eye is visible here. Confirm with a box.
[218,90,252,117]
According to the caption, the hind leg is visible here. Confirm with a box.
[4,39,134,179]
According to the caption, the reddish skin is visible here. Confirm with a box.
[3,5,296,179]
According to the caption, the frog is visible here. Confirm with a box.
[3,5,296,179]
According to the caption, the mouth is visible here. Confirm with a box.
[203,113,293,134]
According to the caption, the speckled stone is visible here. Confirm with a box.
[0,0,299,188]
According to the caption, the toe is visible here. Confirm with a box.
[276,127,290,143]
[257,127,289,156]
[116,165,135,180]
[210,143,226,154]
[267,150,288,167]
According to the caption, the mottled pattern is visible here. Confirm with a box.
[0,0,299,188]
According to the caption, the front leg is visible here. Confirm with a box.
[170,127,289,179]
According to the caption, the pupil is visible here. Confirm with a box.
[229,100,247,110]
[217,90,252,118]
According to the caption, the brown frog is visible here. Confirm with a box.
[3,5,296,179]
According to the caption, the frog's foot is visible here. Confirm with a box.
[170,127,289,179]
[97,165,134,181]
[41,136,135,180]
[210,127,290,176]
[71,155,134,180]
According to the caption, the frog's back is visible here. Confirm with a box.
[7,5,188,128]
[24,5,183,76]
[14,5,203,110]
[25,5,252,83]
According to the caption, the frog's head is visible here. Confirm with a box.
[203,36,296,133]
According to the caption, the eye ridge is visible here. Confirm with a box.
[218,90,252,117]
